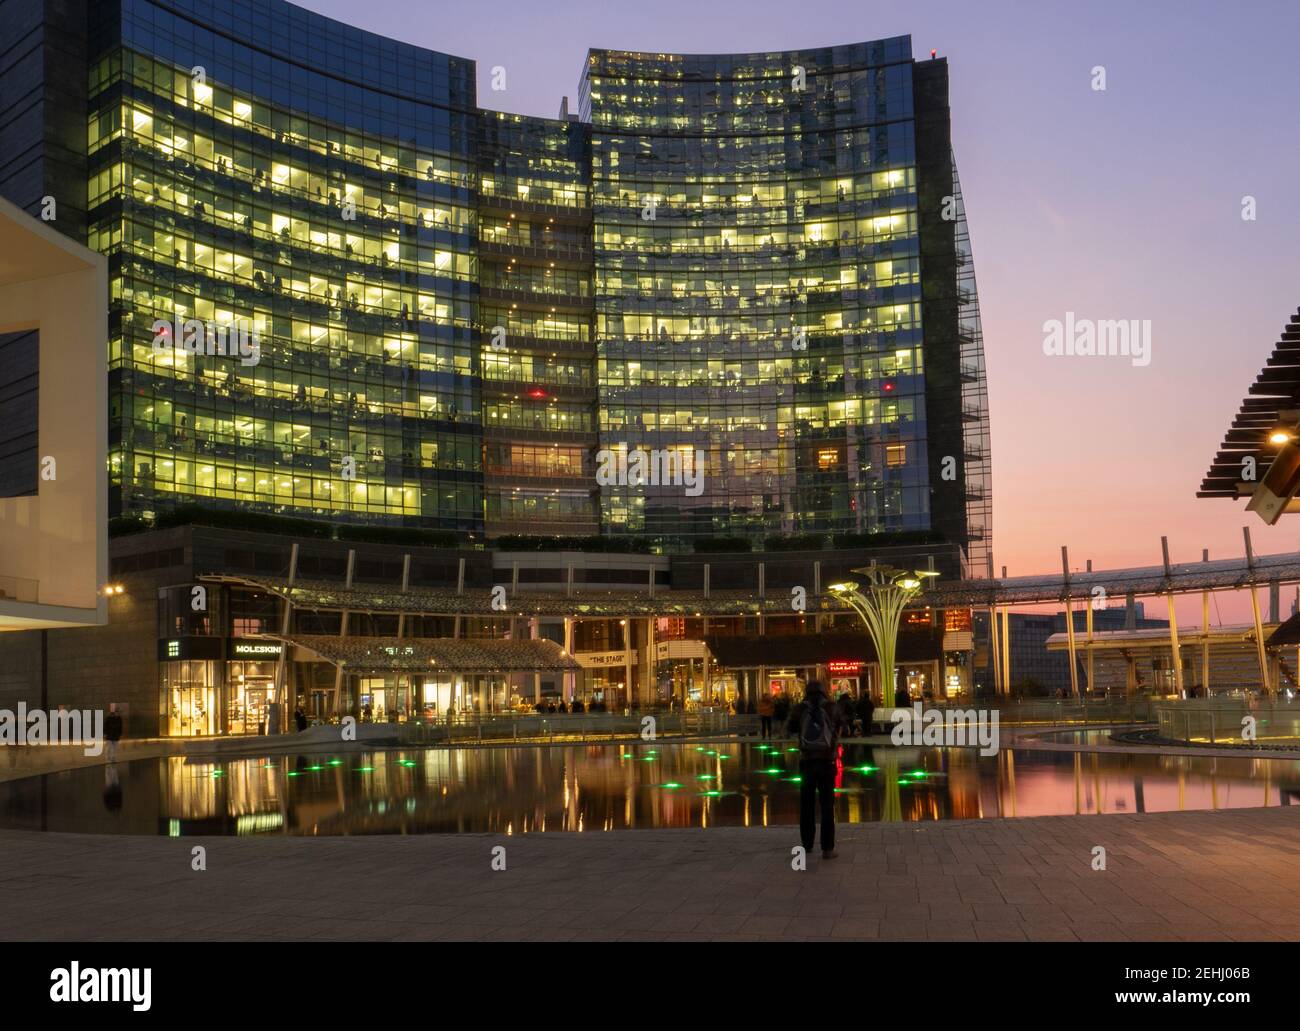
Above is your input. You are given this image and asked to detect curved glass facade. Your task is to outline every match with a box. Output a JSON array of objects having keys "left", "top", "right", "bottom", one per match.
[
  {"left": 93, "top": 0, "right": 483, "bottom": 529},
  {"left": 4, "top": 0, "right": 990, "bottom": 560},
  {"left": 583, "top": 42, "right": 933, "bottom": 541},
  {"left": 476, "top": 110, "right": 597, "bottom": 535}
]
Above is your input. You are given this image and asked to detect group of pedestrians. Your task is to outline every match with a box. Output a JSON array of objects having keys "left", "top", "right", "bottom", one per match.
[{"left": 533, "top": 699, "right": 608, "bottom": 714}]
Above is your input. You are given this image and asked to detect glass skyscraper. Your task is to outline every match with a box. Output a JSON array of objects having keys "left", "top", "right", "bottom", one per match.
[{"left": 1, "top": 0, "right": 991, "bottom": 564}]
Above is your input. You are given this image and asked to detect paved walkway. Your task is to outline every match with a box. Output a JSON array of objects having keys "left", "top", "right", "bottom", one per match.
[{"left": 1, "top": 807, "right": 1298, "bottom": 941}]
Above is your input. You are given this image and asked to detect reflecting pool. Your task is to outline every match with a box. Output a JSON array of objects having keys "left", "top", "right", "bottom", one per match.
[{"left": 2, "top": 740, "right": 1298, "bottom": 836}]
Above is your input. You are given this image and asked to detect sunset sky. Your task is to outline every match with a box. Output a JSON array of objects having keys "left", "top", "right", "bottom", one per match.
[{"left": 304, "top": 0, "right": 1300, "bottom": 620}]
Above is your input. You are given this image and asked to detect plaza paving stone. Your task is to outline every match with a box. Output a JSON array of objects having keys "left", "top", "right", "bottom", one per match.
[{"left": 0, "top": 806, "right": 1298, "bottom": 941}]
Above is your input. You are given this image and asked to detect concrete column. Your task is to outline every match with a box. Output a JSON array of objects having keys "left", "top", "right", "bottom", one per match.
[
  {"left": 1202, "top": 590, "right": 1211, "bottom": 697},
  {"left": 1201, "top": 548, "right": 1211, "bottom": 697},
  {"left": 453, "top": 556, "right": 464, "bottom": 640},
  {"left": 1161, "top": 537, "right": 1185, "bottom": 699},
  {"left": 1244, "top": 527, "right": 1272, "bottom": 698},
  {"left": 274, "top": 542, "right": 299, "bottom": 728},
  {"left": 644, "top": 616, "right": 656, "bottom": 706},
  {"left": 814, "top": 560, "right": 823, "bottom": 632},
  {"left": 564, "top": 617, "right": 575, "bottom": 703},
  {"left": 1085, "top": 599, "right": 1094, "bottom": 697},
  {"left": 623, "top": 618, "right": 633, "bottom": 712},
  {"left": 1001, "top": 606, "right": 1011, "bottom": 694},
  {"left": 530, "top": 616, "right": 542, "bottom": 704},
  {"left": 989, "top": 607, "right": 1003, "bottom": 697},
  {"left": 1062, "top": 547, "right": 1079, "bottom": 698},
  {"left": 397, "top": 553, "right": 410, "bottom": 639}
]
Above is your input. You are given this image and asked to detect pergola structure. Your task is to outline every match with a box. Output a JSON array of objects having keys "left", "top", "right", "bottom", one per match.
[
  {"left": 253, "top": 633, "right": 581, "bottom": 715},
  {"left": 1199, "top": 307, "right": 1300, "bottom": 523},
  {"left": 1045, "top": 623, "right": 1287, "bottom": 696},
  {"left": 916, "top": 535, "right": 1300, "bottom": 699},
  {"left": 200, "top": 553, "right": 868, "bottom": 720},
  {"left": 199, "top": 532, "right": 1300, "bottom": 708}
]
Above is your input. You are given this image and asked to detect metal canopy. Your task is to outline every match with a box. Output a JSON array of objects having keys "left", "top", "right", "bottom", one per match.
[
  {"left": 199, "top": 574, "right": 849, "bottom": 617},
  {"left": 917, "top": 549, "right": 1300, "bottom": 607},
  {"left": 1200, "top": 307, "right": 1300, "bottom": 498},
  {"left": 258, "top": 634, "right": 581, "bottom": 674}
]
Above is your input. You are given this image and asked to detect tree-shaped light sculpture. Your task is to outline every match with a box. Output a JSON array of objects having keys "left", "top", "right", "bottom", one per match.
[{"left": 828, "top": 565, "right": 939, "bottom": 704}]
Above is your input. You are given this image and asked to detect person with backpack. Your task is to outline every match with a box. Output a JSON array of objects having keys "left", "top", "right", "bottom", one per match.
[{"left": 786, "top": 680, "right": 847, "bottom": 859}]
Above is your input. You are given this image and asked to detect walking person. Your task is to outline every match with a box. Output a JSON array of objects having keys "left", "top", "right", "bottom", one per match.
[
  {"left": 757, "top": 693, "right": 774, "bottom": 739},
  {"left": 786, "top": 680, "right": 847, "bottom": 859},
  {"left": 856, "top": 691, "right": 875, "bottom": 737},
  {"left": 837, "top": 693, "right": 857, "bottom": 736},
  {"left": 103, "top": 704, "right": 123, "bottom": 763}
]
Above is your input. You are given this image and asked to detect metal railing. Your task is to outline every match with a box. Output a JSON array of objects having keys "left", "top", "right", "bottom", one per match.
[
  {"left": 396, "top": 711, "right": 761, "bottom": 745},
  {"left": 1154, "top": 699, "right": 1300, "bottom": 745},
  {"left": 0, "top": 575, "right": 39, "bottom": 603},
  {"left": 922, "top": 697, "right": 1156, "bottom": 727}
]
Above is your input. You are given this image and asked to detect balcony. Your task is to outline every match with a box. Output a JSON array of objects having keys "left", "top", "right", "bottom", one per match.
[{"left": 0, "top": 575, "right": 39, "bottom": 604}]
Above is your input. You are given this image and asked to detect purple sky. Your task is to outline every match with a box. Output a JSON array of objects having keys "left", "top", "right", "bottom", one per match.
[{"left": 302, "top": 0, "right": 1300, "bottom": 620}]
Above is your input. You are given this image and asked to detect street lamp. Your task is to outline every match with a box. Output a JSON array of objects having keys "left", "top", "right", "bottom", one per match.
[{"left": 828, "top": 564, "right": 939, "bottom": 705}]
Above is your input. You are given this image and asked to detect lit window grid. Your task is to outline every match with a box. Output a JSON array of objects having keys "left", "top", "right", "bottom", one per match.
[{"left": 93, "top": 50, "right": 483, "bottom": 527}]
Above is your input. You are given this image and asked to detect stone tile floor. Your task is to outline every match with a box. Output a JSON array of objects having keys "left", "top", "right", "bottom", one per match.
[{"left": 1, "top": 807, "right": 1297, "bottom": 941}]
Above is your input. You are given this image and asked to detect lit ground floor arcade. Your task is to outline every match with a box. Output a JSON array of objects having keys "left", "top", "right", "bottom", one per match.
[{"left": 154, "top": 573, "right": 980, "bottom": 733}]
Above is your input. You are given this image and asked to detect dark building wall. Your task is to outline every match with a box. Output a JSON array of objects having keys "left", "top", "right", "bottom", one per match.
[
  {"left": 0, "top": 568, "right": 172, "bottom": 737},
  {"left": 912, "top": 58, "right": 966, "bottom": 557},
  {"left": 0, "top": 0, "right": 88, "bottom": 237},
  {"left": 0, "top": 629, "right": 43, "bottom": 715},
  {"left": 0, "top": 329, "right": 39, "bottom": 497}
]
